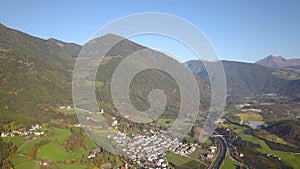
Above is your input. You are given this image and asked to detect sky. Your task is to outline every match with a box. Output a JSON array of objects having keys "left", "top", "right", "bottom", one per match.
[{"left": 0, "top": 0, "right": 299, "bottom": 62}]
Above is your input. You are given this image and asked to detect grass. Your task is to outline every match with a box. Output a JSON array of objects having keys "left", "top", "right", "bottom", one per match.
[
  {"left": 8, "top": 127, "right": 99, "bottom": 168},
  {"left": 4, "top": 136, "right": 25, "bottom": 149},
  {"left": 166, "top": 152, "right": 206, "bottom": 169},
  {"left": 60, "top": 164, "right": 95, "bottom": 169},
  {"left": 85, "top": 134, "right": 97, "bottom": 149},
  {"left": 157, "top": 118, "right": 173, "bottom": 128},
  {"left": 197, "top": 116, "right": 205, "bottom": 122},
  {"left": 10, "top": 155, "right": 30, "bottom": 167},
  {"left": 37, "top": 142, "right": 87, "bottom": 161},
  {"left": 221, "top": 156, "right": 240, "bottom": 169},
  {"left": 232, "top": 124, "right": 300, "bottom": 168},
  {"left": 85, "top": 80, "right": 104, "bottom": 88},
  {"left": 128, "top": 128, "right": 141, "bottom": 135},
  {"left": 235, "top": 112, "right": 263, "bottom": 121},
  {"left": 19, "top": 127, "right": 71, "bottom": 155},
  {"left": 13, "top": 159, "right": 39, "bottom": 169},
  {"left": 166, "top": 152, "right": 194, "bottom": 165},
  {"left": 254, "top": 130, "right": 288, "bottom": 145},
  {"left": 188, "top": 148, "right": 206, "bottom": 160},
  {"left": 59, "top": 109, "right": 76, "bottom": 115}
]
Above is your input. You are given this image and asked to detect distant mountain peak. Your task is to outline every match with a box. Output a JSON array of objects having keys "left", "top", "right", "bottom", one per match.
[
  {"left": 264, "top": 55, "right": 286, "bottom": 61},
  {"left": 255, "top": 55, "right": 300, "bottom": 69},
  {"left": 0, "top": 23, "right": 7, "bottom": 28}
]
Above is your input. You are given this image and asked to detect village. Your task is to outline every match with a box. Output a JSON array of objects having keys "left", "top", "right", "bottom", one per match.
[
  {"left": 1, "top": 124, "right": 44, "bottom": 141},
  {"left": 108, "top": 131, "right": 199, "bottom": 168}
]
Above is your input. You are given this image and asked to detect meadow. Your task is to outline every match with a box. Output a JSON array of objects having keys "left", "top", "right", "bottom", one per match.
[
  {"left": 221, "top": 156, "right": 241, "bottom": 169},
  {"left": 166, "top": 152, "right": 206, "bottom": 169},
  {"left": 6, "top": 127, "right": 98, "bottom": 168},
  {"left": 231, "top": 124, "right": 300, "bottom": 168}
]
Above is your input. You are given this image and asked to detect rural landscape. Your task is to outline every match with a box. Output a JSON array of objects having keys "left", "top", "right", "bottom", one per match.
[
  {"left": 1, "top": 23, "right": 300, "bottom": 169},
  {"left": 1, "top": 1, "right": 300, "bottom": 169}
]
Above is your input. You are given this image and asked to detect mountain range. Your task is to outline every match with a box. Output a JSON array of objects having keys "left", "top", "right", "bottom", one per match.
[
  {"left": 185, "top": 58, "right": 300, "bottom": 98},
  {"left": 1, "top": 23, "right": 300, "bottom": 117},
  {"left": 256, "top": 55, "right": 300, "bottom": 69}
]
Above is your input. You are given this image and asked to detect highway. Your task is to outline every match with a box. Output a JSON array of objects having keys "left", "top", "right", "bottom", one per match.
[{"left": 207, "top": 136, "right": 227, "bottom": 169}]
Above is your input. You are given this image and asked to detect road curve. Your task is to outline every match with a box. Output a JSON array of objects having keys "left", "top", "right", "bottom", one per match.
[{"left": 207, "top": 136, "right": 227, "bottom": 169}]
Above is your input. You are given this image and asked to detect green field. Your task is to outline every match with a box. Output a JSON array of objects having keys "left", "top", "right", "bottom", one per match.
[
  {"left": 59, "top": 164, "right": 95, "bottom": 169},
  {"left": 19, "top": 127, "right": 71, "bottom": 155},
  {"left": 197, "top": 116, "right": 205, "bottom": 122},
  {"left": 128, "top": 128, "right": 141, "bottom": 135},
  {"left": 232, "top": 124, "right": 300, "bottom": 168},
  {"left": 85, "top": 80, "right": 104, "bottom": 88},
  {"left": 4, "top": 136, "right": 25, "bottom": 149},
  {"left": 157, "top": 118, "right": 173, "bottom": 128},
  {"left": 37, "top": 142, "right": 87, "bottom": 161},
  {"left": 85, "top": 134, "right": 98, "bottom": 149},
  {"left": 11, "top": 157, "right": 39, "bottom": 169},
  {"left": 166, "top": 152, "right": 206, "bottom": 169},
  {"left": 221, "top": 156, "right": 241, "bottom": 169},
  {"left": 10, "top": 155, "right": 31, "bottom": 168},
  {"left": 59, "top": 109, "right": 76, "bottom": 115},
  {"left": 235, "top": 112, "right": 263, "bottom": 121}
]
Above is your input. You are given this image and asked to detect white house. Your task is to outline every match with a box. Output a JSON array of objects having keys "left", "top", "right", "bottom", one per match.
[
  {"left": 111, "top": 120, "right": 118, "bottom": 127},
  {"left": 34, "top": 131, "right": 44, "bottom": 136},
  {"left": 1, "top": 133, "right": 8, "bottom": 137}
]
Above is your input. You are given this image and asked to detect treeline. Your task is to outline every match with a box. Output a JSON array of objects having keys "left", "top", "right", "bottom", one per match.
[
  {"left": 64, "top": 127, "right": 86, "bottom": 152},
  {"left": 0, "top": 138, "right": 16, "bottom": 169}
]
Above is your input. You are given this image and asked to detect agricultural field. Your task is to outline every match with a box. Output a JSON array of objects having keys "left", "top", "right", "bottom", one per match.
[
  {"left": 221, "top": 156, "right": 241, "bottom": 169},
  {"left": 59, "top": 109, "right": 76, "bottom": 115},
  {"left": 37, "top": 142, "right": 87, "bottom": 161},
  {"left": 157, "top": 118, "right": 174, "bottom": 128},
  {"left": 166, "top": 152, "right": 207, "bottom": 169},
  {"left": 230, "top": 124, "right": 300, "bottom": 168},
  {"left": 85, "top": 80, "right": 104, "bottom": 88},
  {"left": 235, "top": 112, "right": 263, "bottom": 122},
  {"left": 4, "top": 127, "right": 98, "bottom": 168}
]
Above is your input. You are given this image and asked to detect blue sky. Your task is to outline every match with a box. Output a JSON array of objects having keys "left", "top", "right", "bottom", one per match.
[{"left": 0, "top": 0, "right": 299, "bottom": 62}]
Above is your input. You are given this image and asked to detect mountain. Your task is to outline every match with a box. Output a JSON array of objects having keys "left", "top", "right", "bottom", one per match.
[
  {"left": 46, "top": 38, "right": 81, "bottom": 58},
  {"left": 86, "top": 34, "right": 210, "bottom": 118},
  {"left": 185, "top": 60, "right": 300, "bottom": 97},
  {"left": 0, "top": 24, "right": 77, "bottom": 119},
  {"left": 266, "top": 119, "right": 300, "bottom": 146},
  {"left": 256, "top": 55, "right": 300, "bottom": 69},
  {"left": 0, "top": 24, "right": 209, "bottom": 121}
]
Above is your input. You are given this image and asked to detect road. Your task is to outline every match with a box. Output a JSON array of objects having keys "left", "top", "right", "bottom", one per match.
[{"left": 207, "top": 136, "right": 227, "bottom": 169}]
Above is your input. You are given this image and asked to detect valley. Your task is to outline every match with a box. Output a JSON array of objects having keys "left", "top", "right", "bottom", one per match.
[{"left": 0, "top": 23, "right": 300, "bottom": 169}]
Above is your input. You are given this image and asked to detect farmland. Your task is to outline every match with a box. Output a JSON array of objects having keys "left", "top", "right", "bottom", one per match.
[
  {"left": 166, "top": 152, "right": 207, "bottom": 169},
  {"left": 235, "top": 112, "right": 263, "bottom": 122},
  {"left": 221, "top": 156, "right": 241, "bottom": 169},
  {"left": 229, "top": 124, "right": 300, "bottom": 168},
  {"left": 4, "top": 126, "right": 101, "bottom": 168}
]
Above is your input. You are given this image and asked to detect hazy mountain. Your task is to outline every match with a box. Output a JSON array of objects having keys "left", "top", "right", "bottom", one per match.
[
  {"left": 185, "top": 60, "right": 300, "bottom": 97},
  {"left": 256, "top": 55, "right": 300, "bottom": 69}
]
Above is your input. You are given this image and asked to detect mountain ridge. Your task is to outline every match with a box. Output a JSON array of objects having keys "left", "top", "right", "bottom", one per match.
[
  {"left": 185, "top": 59, "right": 300, "bottom": 98},
  {"left": 256, "top": 55, "right": 300, "bottom": 69}
]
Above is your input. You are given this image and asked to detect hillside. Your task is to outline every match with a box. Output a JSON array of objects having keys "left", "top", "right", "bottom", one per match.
[
  {"left": 185, "top": 60, "right": 300, "bottom": 97},
  {"left": 0, "top": 24, "right": 209, "bottom": 121},
  {"left": 88, "top": 34, "right": 210, "bottom": 118},
  {"left": 256, "top": 55, "right": 300, "bottom": 69},
  {"left": 266, "top": 119, "right": 300, "bottom": 146},
  {"left": 0, "top": 24, "right": 76, "bottom": 119}
]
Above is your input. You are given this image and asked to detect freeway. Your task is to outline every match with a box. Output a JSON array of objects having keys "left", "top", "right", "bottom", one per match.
[{"left": 207, "top": 136, "right": 227, "bottom": 169}]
